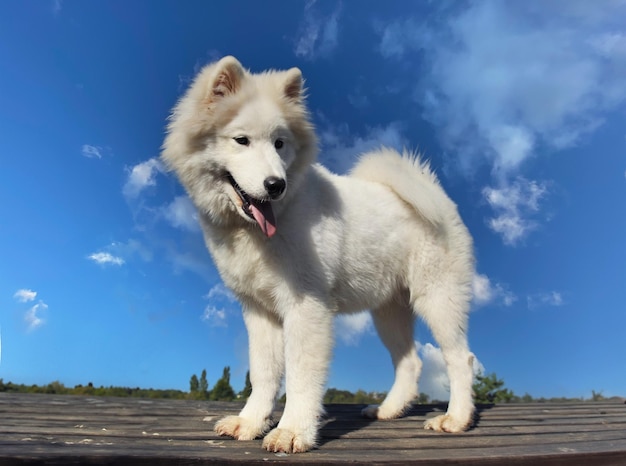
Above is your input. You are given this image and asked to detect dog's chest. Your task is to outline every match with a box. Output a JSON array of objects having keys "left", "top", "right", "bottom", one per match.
[{"left": 208, "top": 232, "right": 282, "bottom": 303}]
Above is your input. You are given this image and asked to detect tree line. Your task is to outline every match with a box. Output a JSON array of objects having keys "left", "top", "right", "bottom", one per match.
[
  {"left": 0, "top": 379, "right": 188, "bottom": 399},
  {"left": 0, "top": 370, "right": 614, "bottom": 404}
]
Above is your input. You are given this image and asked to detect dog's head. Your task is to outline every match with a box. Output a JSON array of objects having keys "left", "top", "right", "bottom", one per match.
[{"left": 162, "top": 56, "right": 317, "bottom": 237}]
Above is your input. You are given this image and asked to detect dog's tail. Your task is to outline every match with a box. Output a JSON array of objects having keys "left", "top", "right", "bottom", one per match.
[{"left": 350, "top": 148, "right": 455, "bottom": 229}]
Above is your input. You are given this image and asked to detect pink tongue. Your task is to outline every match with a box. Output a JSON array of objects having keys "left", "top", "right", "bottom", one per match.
[{"left": 249, "top": 200, "right": 277, "bottom": 238}]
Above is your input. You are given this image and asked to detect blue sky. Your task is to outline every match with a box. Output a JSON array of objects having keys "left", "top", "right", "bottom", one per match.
[{"left": 1, "top": 0, "right": 625, "bottom": 400}]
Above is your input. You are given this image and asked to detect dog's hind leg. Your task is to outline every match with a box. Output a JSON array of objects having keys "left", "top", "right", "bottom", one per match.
[
  {"left": 215, "top": 306, "right": 284, "bottom": 440},
  {"left": 362, "top": 301, "right": 421, "bottom": 420},
  {"left": 417, "top": 288, "right": 475, "bottom": 433}
]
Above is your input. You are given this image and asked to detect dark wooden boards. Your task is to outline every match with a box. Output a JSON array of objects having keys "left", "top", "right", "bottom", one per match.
[{"left": 1, "top": 393, "right": 625, "bottom": 465}]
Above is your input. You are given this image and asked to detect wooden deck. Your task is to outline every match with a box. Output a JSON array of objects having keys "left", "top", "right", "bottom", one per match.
[{"left": 1, "top": 393, "right": 625, "bottom": 465}]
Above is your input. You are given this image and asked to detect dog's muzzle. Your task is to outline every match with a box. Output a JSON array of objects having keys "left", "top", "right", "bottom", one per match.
[{"left": 227, "top": 173, "right": 284, "bottom": 238}]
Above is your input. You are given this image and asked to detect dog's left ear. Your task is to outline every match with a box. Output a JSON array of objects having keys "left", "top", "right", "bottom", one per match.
[{"left": 284, "top": 68, "right": 304, "bottom": 101}]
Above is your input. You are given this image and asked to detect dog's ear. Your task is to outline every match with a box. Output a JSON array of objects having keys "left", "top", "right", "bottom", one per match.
[
  {"left": 210, "top": 56, "right": 244, "bottom": 100},
  {"left": 284, "top": 67, "right": 304, "bottom": 101}
]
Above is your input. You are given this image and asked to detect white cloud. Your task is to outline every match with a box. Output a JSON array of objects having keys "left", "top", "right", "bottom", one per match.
[
  {"left": 52, "top": 0, "right": 62, "bottom": 15},
  {"left": 335, "top": 312, "right": 374, "bottom": 346},
  {"left": 471, "top": 273, "right": 493, "bottom": 306},
  {"left": 591, "top": 31, "right": 626, "bottom": 59},
  {"left": 472, "top": 273, "right": 517, "bottom": 308},
  {"left": 347, "top": 92, "right": 369, "bottom": 110},
  {"left": 417, "top": 342, "right": 450, "bottom": 401},
  {"left": 14, "top": 289, "right": 48, "bottom": 331},
  {"left": 294, "top": 2, "right": 340, "bottom": 59},
  {"left": 347, "top": 79, "right": 371, "bottom": 110},
  {"left": 14, "top": 289, "right": 37, "bottom": 303},
  {"left": 122, "top": 158, "right": 164, "bottom": 199},
  {"left": 108, "top": 239, "right": 153, "bottom": 263},
  {"left": 418, "top": 2, "right": 626, "bottom": 172},
  {"left": 417, "top": 342, "right": 484, "bottom": 401},
  {"left": 162, "top": 196, "right": 200, "bottom": 232},
  {"left": 205, "top": 283, "right": 236, "bottom": 303},
  {"left": 527, "top": 291, "right": 565, "bottom": 309},
  {"left": 87, "top": 240, "right": 151, "bottom": 267},
  {"left": 474, "top": 273, "right": 564, "bottom": 311},
  {"left": 320, "top": 122, "right": 406, "bottom": 174},
  {"left": 486, "top": 125, "right": 535, "bottom": 176},
  {"left": 202, "top": 305, "right": 227, "bottom": 327},
  {"left": 87, "top": 252, "right": 125, "bottom": 266},
  {"left": 379, "top": 2, "right": 626, "bottom": 245},
  {"left": 167, "top": 246, "right": 213, "bottom": 281},
  {"left": 483, "top": 178, "right": 547, "bottom": 245},
  {"left": 25, "top": 301, "right": 48, "bottom": 332},
  {"left": 81, "top": 144, "right": 103, "bottom": 159},
  {"left": 378, "top": 18, "right": 426, "bottom": 59},
  {"left": 200, "top": 283, "right": 238, "bottom": 327}
]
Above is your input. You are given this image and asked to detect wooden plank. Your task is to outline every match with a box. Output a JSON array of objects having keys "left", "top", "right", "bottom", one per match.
[{"left": 0, "top": 393, "right": 625, "bottom": 465}]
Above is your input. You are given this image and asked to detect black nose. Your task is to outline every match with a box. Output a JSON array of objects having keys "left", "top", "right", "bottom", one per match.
[{"left": 264, "top": 176, "right": 286, "bottom": 199}]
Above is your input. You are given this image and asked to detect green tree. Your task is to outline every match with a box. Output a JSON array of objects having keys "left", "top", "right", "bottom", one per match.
[
  {"left": 239, "top": 371, "right": 252, "bottom": 400},
  {"left": 591, "top": 390, "right": 606, "bottom": 401},
  {"left": 199, "top": 369, "right": 209, "bottom": 399},
  {"left": 210, "top": 366, "right": 236, "bottom": 401},
  {"left": 324, "top": 388, "right": 353, "bottom": 403},
  {"left": 189, "top": 374, "right": 199, "bottom": 394},
  {"left": 45, "top": 381, "right": 67, "bottom": 395},
  {"left": 473, "top": 373, "right": 514, "bottom": 404}
]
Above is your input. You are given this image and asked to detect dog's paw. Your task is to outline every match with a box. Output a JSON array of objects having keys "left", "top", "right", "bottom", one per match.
[
  {"left": 214, "top": 415, "right": 271, "bottom": 441},
  {"left": 262, "top": 427, "right": 315, "bottom": 453},
  {"left": 361, "top": 404, "right": 380, "bottom": 419},
  {"left": 361, "top": 404, "right": 404, "bottom": 420},
  {"left": 424, "top": 413, "right": 471, "bottom": 433}
]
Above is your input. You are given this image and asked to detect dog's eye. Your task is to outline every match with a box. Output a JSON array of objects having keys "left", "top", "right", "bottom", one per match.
[
  {"left": 274, "top": 139, "right": 284, "bottom": 150},
  {"left": 234, "top": 136, "right": 250, "bottom": 146}
]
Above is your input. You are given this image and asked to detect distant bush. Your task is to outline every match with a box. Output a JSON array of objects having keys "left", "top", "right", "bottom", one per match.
[{"left": 0, "top": 378, "right": 187, "bottom": 399}]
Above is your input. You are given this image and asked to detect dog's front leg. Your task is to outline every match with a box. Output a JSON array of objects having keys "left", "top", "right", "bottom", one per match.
[
  {"left": 262, "top": 299, "right": 333, "bottom": 453},
  {"left": 215, "top": 306, "right": 284, "bottom": 440}
]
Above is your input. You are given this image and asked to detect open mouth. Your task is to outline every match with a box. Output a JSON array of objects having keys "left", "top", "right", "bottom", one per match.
[{"left": 226, "top": 173, "right": 277, "bottom": 238}]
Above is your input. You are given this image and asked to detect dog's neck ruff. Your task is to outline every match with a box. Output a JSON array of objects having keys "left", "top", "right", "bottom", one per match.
[{"left": 227, "top": 173, "right": 277, "bottom": 238}]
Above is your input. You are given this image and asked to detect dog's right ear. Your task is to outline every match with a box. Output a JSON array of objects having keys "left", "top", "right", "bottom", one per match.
[
  {"left": 283, "top": 67, "right": 303, "bottom": 102},
  {"left": 209, "top": 56, "right": 244, "bottom": 101}
]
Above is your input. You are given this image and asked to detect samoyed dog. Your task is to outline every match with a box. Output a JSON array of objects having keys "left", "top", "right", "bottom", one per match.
[{"left": 162, "top": 56, "right": 476, "bottom": 453}]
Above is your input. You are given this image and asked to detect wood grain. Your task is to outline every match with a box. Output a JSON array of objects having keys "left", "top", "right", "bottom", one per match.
[{"left": 1, "top": 393, "right": 624, "bottom": 465}]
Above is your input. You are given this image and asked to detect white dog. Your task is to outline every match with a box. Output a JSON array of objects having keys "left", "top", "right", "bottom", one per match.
[{"left": 162, "top": 56, "right": 476, "bottom": 453}]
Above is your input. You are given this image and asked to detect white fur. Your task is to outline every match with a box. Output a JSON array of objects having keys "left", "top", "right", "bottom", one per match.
[{"left": 162, "top": 56, "right": 476, "bottom": 453}]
